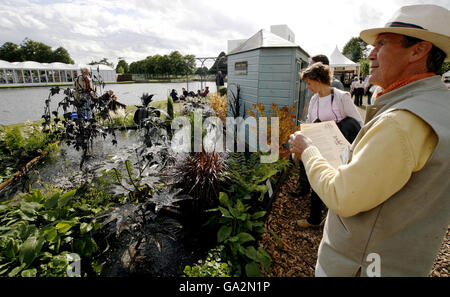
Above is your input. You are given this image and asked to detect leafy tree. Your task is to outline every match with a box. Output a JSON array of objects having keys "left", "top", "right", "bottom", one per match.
[
  {"left": 127, "top": 52, "right": 196, "bottom": 78},
  {"left": 116, "top": 59, "right": 129, "bottom": 73},
  {"left": 438, "top": 61, "right": 449, "bottom": 75},
  {"left": 209, "top": 52, "right": 227, "bottom": 75},
  {"left": 0, "top": 42, "right": 23, "bottom": 62},
  {"left": 52, "top": 47, "right": 74, "bottom": 64},
  {"left": 151, "top": 54, "right": 163, "bottom": 77},
  {"left": 143, "top": 56, "right": 154, "bottom": 75},
  {"left": 0, "top": 39, "right": 75, "bottom": 64},
  {"left": 183, "top": 54, "right": 196, "bottom": 75},
  {"left": 342, "top": 37, "right": 369, "bottom": 63},
  {"left": 129, "top": 60, "right": 145, "bottom": 74},
  {"left": 169, "top": 51, "right": 185, "bottom": 76},
  {"left": 195, "top": 66, "right": 208, "bottom": 75},
  {"left": 160, "top": 55, "right": 171, "bottom": 77},
  {"left": 20, "top": 38, "right": 54, "bottom": 63},
  {"left": 359, "top": 58, "right": 370, "bottom": 77}
]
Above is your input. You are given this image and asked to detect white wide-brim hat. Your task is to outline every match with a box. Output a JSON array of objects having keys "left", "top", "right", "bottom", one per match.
[{"left": 360, "top": 4, "right": 450, "bottom": 61}]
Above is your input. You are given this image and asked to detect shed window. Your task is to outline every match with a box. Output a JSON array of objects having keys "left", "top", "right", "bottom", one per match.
[{"left": 235, "top": 61, "right": 248, "bottom": 75}]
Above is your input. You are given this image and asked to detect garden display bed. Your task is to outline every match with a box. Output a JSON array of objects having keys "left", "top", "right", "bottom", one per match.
[{"left": 1, "top": 86, "right": 448, "bottom": 278}]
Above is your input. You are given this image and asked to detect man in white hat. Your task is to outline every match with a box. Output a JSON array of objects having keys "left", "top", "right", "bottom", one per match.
[{"left": 289, "top": 4, "right": 449, "bottom": 276}]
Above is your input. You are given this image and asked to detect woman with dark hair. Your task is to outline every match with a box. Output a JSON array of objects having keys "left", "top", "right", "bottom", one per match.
[
  {"left": 170, "top": 89, "right": 179, "bottom": 102},
  {"left": 296, "top": 62, "right": 363, "bottom": 228}
]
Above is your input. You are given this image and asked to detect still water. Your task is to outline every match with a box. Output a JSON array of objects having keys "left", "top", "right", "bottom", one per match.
[{"left": 0, "top": 81, "right": 219, "bottom": 125}]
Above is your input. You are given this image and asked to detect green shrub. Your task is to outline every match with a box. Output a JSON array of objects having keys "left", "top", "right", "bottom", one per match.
[
  {"left": 2, "top": 126, "right": 24, "bottom": 157},
  {"left": 167, "top": 97, "right": 174, "bottom": 120},
  {"left": 219, "top": 87, "right": 227, "bottom": 97},
  {"left": 0, "top": 123, "right": 58, "bottom": 183},
  {"left": 0, "top": 180, "right": 118, "bottom": 277},
  {"left": 208, "top": 192, "right": 271, "bottom": 277},
  {"left": 184, "top": 246, "right": 232, "bottom": 277},
  {"left": 1, "top": 122, "right": 57, "bottom": 160},
  {"left": 202, "top": 153, "right": 292, "bottom": 276}
]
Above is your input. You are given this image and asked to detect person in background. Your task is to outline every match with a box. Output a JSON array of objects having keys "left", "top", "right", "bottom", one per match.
[
  {"left": 98, "top": 90, "right": 114, "bottom": 102},
  {"left": 73, "top": 68, "right": 97, "bottom": 120},
  {"left": 289, "top": 4, "right": 449, "bottom": 276},
  {"left": 200, "top": 86, "right": 210, "bottom": 97},
  {"left": 294, "top": 54, "right": 347, "bottom": 198},
  {"left": 310, "top": 55, "right": 345, "bottom": 90},
  {"left": 170, "top": 89, "right": 179, "bottom": 102},
  {"left": 187, "top": 90, "right": 197, "bottom": 97},
  {"left": 350, "top": 77, "right": 365, "bottom": 106},
  {"left": 107, "top": 94, "right": 126, "bottom": 112},
  {"left": 180, "top": 87, "right": 189, "bottom": 100},
  {"left": 363, "top": 75, "right": 374, "bottom": 105},
  {"left": 216, "top": 70, "right": 225, "bottom": 92},
  {"left": 97, "top": 90, "right": 126, "bottom": 115},
  {"left": 296, "top": 62, "right": 363, "bottom": 228}
]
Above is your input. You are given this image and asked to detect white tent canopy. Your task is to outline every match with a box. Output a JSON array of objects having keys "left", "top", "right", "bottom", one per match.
[
  {"left": 329, "top": 46, "right": 361, "bottom": 80},
  {"left": 330, "top": 46, "right": 360, "bottom": 67},
  {"left": 0, "top": 60, "right": 116, "bottom": 85}
]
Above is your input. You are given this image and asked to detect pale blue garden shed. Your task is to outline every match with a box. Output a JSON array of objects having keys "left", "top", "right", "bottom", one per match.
[{"left": 226, "top": 26, "right": 310, "bottom": 123}]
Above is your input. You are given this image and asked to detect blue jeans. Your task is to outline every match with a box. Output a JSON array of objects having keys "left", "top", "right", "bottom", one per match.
[{"left": 79, "top": 93, "right": 93, "bottom": 120}]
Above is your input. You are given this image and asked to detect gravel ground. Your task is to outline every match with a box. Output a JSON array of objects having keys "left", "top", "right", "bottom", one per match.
[{"left": 259, "top": 172, "right": 449, "bottom": 277}]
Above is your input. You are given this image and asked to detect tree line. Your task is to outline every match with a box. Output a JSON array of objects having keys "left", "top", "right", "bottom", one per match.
[
  {"left": 127, "top": 51, "right": 196, "bottom": 78},
  {"left": 118, "top": 51, "right": 228, "bottom": 78},
  {"left": 0, "top": 38, "right": 74, "bottom": 64}
]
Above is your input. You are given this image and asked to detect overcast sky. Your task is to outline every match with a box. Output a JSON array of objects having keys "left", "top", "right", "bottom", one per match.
[{"left": 0, "top": 0, "right": 449, "bottom": 67}]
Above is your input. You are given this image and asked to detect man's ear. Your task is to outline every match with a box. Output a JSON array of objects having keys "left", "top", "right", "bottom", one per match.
[{"left": 409, "top": 41, "right": 433, "bottom": 63}]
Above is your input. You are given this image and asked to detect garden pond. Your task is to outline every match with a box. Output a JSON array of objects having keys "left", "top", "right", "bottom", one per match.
[{"left": 0, "top": 81, "right": 220, "bottom": 125}]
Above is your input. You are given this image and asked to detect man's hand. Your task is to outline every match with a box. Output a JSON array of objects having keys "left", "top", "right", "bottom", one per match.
[{"left": 288, "top": 131, "right": 314, "bottom": 160}]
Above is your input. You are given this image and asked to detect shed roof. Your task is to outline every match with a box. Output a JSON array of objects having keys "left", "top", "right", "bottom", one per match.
[
  {"left": 330, "top": 46, "right": 360, "bottom": 67},
  {"left": 228, "top": 29, "right": 302, "bottom": 55}
]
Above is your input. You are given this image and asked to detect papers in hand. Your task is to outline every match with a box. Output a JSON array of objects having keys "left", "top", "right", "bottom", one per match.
[{"left": 300, "top": 121, "right": 351, "bottom": 169}]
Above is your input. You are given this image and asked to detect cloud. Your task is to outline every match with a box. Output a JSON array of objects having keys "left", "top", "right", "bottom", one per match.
[{"left": 0, "top": 0, "right": 448, "bottom": 66}]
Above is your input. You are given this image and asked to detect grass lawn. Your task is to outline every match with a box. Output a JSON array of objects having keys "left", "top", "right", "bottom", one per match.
[{"left": 149, "top": 99, "right": 184, "bottom": 116}]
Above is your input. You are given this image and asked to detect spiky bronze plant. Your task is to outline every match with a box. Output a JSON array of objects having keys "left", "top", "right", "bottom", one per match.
[{"left": 173, "top": 151, "right": 228, "bottom": 215}]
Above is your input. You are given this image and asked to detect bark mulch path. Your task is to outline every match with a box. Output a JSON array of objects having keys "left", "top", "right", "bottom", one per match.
[{"left": 259, "top": 171, "right": 449, "bottom": 277}]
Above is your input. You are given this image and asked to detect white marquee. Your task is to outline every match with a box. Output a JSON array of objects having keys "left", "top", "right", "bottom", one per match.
[{"left": 0, "top": 60, "right": 117, "bottom": 86}]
